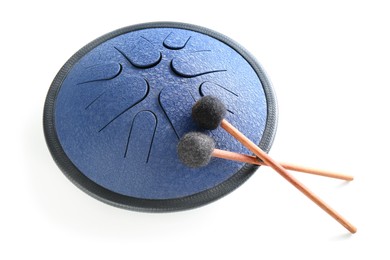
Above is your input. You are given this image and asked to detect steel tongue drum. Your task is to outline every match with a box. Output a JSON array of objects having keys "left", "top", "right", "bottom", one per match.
[
  {"left": 44, "top": 22, "right": 278, "bottom": 211},
  {"left": 44, "top": 22, "right": 356, "bottom": 234},
  {"left": 44, "top": 22, "right": 356, "bottom": 233}
]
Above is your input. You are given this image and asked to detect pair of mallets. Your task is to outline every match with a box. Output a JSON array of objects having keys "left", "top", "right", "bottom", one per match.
[{"left": 177, "top": 96, "right": 356, "bottom": 233}]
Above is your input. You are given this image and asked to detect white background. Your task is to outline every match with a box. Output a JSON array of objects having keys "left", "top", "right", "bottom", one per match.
[{"left": 1, "top": 0, "right": 389, "bottom": 259}]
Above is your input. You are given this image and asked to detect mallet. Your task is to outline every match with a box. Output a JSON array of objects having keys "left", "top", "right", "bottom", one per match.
[
  {"left": 177, "top": 132, "right": 353, "bottom": 181},
  {"left": 191, "top": 96, "right": 357, "bottom": 233}
]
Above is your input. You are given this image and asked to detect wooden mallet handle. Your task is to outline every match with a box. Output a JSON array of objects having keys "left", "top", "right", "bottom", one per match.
[
  {"left": 211, "top": 149, "right": 353, "bottom": 181},
  {"left": 220, "top": 119, "right": 357, "bottom": 233}
]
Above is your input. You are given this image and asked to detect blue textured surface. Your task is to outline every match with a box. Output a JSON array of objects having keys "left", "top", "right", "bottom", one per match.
[{"left": 55, "top": 27, "right": 268, "bottom": 199}]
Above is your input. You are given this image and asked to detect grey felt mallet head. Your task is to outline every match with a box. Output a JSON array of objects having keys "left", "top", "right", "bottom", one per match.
[
  {"left": 192, "top": 96, "right": 227, "bottom": 130},
  {"left": 177, "top": 132, "right": 215, "bottom": 168}
]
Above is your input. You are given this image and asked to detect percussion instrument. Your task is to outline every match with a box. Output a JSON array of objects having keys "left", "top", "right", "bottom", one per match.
[
  {"left": 43, "top": 22, "right": 277, "bottom": 211},
  {"left": 43, "top": 22, "right": 355, "bottom": 232}
]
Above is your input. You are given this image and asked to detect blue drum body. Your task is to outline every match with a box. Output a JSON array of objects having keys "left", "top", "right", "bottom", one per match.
[{"left": 44, "top": 22, "right": 277, "bottom": 211}]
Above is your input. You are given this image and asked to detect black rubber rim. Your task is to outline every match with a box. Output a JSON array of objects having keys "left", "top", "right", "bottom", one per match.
[{"left": 43, "top": 21, "right": 278, "bottom": 212}]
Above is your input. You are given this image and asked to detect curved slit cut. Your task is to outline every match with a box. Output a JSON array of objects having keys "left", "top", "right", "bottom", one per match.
[
  {"left": 163, "top": 32, "right": 192, "bottom": 50},
  {"left": 85, "top": 91, "right": 106, "bottom": 110},
  {"left": 123, "top": 110, "right": 158, "bottom": 162},
  {"left": 77, "top": 64, "right": 123, "bottom": 85},
  {"left": 158, "top": 92, "right": 180, "bottom": 139},
  {"left": 146, "top": 112, "right": 158, "bottom": 163},
  {"left": 98, "top": 79, "right": 150, "bottom": 132},
  {"left": 130, "top": 52, "right": 162, "bottom": 69},
  {"left": 114, "top": 47, "right": 132, "bottom": 64},
  {"left": 170, "top": 60, "right": 227, "bottom": 78},
  {"left": 199, "top": 81, "right": 239, "bottom": 97},
  {"left": 124, "top": 118, "right": 136, "bottom": 158}
]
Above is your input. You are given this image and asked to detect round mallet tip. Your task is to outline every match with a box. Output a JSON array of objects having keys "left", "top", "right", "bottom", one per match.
[
  {"left": 177, "top": 132, "right": 215, "bottom": 168},
  {"left": 192, "top": 96, "right": 227, "bottom": 130}
]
